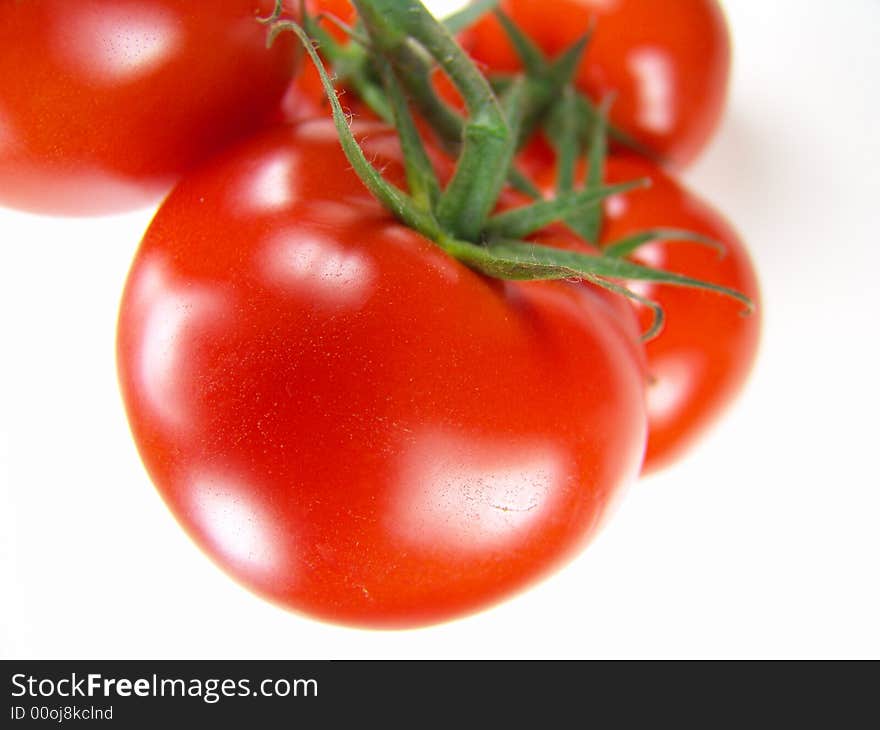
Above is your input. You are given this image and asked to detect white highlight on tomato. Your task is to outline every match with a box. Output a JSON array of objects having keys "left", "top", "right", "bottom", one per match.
[
  {"left": 54, "top": 6, "right": 182, "bottom": 85},
  {"left": 583, "top": 0, "right": 621, "bottom": 11},
  {"left": 239, "top": 155, "right": 298, "bottom": 213},
  {"left": 131, "top": 255, "right": 227, "bottom": 431},
  {"left": 187, "top": 474, "right": 282, "bottom": 579},
  {"left": 646, "top": 355, "right": 702, "bottom": 426},
  {"left": 629, "top": 47, "right": 676, "bottom": 134},
  {"left": 605, "top": 193, "right": 629, "bottom": 219},
  {"left": 260, "top": 229, "right": 375, "bottom": 308},
  {"left": 391, "top": 431, "right": 567, "bottom": 551},
  {"left": 625, "top": 240, "right": 665, "bottom": 300}
]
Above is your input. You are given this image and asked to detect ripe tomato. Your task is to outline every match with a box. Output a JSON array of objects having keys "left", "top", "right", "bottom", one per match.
[
  {"left": 0, "top": 0, "right": 297, "bottom": 216},
  {"left": 116, "top": 119, "right": 647, "bottom": 628},
  {"left": 529, "top": 152, "right": 762, "bottom": 473},
  {"left": 461, "top": 0, "right": 731, "bottom": 168}
]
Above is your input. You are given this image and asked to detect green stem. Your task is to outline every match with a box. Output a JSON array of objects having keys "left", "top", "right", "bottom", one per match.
[
  {"left": 302, "top": 12, "right": 393, "bottom": 122},
  {"left": 353, "top": 0, "right": 513, "bottom": 241},
  {"left": 270, "top": 21, "right": 440, "bottom": 239},
  {"left": 385, "top": 40, "right": 466, "bottom": 147},
  {"left": 551, "top": 89, "right": 579, "bottom": 194},
  {"left": 604, "top": 229, "right": 725, "bottom": 259},
  {"left": 484, "top": 180, "right": 647, "bottom": 240},
  {"left": 493, "top": 9, "right": 546, "bottom": 75},
  {"left": 571, "top": 94, "right": 612, "bottom": 243},
  {"left": 263, "top": 3, "right": 755, "bottom": 344},
  {"left": 380, "top": 58, "right": 442, "bottom": 210}
]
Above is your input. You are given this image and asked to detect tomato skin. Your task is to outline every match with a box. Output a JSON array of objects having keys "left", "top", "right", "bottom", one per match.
[
  {"left": 529, "top": 152, "right": 761, "bottom": 473},
  {"left": 0, "top": 0, "right": 296, "bottom": 216},
  {"left": 461, "top": 0, "right": 731, "bottom": 168},
  {"left": 116, "top": 119, "right": 647, "bottom": 628}
]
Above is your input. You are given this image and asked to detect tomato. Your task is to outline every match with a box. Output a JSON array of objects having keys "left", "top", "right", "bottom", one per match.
[
  {"left": 461, "top": 0, "right": 731, "bottom": 168},
  {"left": 116, "top": 118, "right": 648, "bottom": 628},
  {"left": 529, "top": 152, "right": 761, "bottom": 473},
  {"left": 0, "top": 0, "right": 297, "bottom": 216}
]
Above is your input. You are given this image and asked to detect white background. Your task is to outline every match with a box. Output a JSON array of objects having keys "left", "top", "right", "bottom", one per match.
[{"left": 1, "top": 0, "right": 878, "bottom": 659}]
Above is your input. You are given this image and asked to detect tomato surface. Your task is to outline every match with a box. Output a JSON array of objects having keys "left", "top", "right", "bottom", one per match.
[
  {"left": 0, "top": 0, "right": 296, "bottom": 216},
  {"left": 116, "top": 119, "right": 648, "bottom": 628},
  {"left": 461, "top": 0, "right": 731, "bottom": 168},
  {"left": 530, "top": 152, "right": 761, "bottom": 473}
]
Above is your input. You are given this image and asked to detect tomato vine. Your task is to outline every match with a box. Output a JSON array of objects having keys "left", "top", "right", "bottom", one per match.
[{"left": 263, "top": 0, "right": 752, "bottom": 340}]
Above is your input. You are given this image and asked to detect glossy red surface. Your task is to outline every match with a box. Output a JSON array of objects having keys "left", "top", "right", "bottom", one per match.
[
  {"left": 0, "top": 0, "right": 296, "bottom": 216},
  {"left": 116, "top": 119, "right": 648, "bottom": 628},
  {"left": 462, "top": 0, "right": 731, "bottom": 168}
]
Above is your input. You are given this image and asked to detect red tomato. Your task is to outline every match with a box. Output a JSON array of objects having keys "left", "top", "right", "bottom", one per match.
[
  {"left": 116, "top": 119, "right": 647, "bottom": 628},
  {"left": 0, "top": 0, "right": 297, "bottom": 216},
  {"left": 529, "top": 152, "right": 762, "bottom": 473},
  {"left": 461, "top": 0, "right": 731, "bottom": 168}
]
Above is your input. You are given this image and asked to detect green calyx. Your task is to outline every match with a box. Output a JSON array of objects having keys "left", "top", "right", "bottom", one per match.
[{"left": 263, "top": 0, "right": 752, "bottom": 340}]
